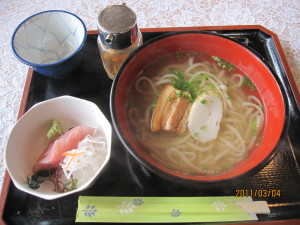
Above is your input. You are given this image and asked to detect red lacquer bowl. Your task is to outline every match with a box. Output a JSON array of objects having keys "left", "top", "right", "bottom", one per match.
[{"left": 110, "top": 31, "right": 289, "bottom": 186}]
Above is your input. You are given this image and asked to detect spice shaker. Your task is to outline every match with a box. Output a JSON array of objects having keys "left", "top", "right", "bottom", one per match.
[{"left": 97, "top": 4, "right": 143, "bottom": 79}]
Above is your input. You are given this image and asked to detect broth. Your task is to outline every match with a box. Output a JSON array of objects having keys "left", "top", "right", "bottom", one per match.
[{"left": 126, "top": 52, "right": 264, "bottom": 176}]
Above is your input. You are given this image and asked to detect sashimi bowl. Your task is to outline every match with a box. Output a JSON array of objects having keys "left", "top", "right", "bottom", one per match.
[
  {"left": 110, "top": 31, "right": 289, "bottom": 186},
  {"left": 5, "top": 96, "right": 111, "bottom": 200}
]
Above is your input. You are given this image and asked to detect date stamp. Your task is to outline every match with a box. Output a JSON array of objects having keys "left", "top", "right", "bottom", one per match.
[{"left": 236, "top": 189, "right": 281, "bottom": 198}]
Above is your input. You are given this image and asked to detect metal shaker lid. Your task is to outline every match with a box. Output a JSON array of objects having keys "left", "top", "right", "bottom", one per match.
[{"left": 97, "top": 4, "right": 138, "bottom": 49}]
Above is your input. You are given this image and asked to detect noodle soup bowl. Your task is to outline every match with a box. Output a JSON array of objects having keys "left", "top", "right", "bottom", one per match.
[
  {"left": 5, "top": 96, "right": 112, "bottom": 200},
  {"left": 110, "top": 31, "right": 289, "bottom": 186}
]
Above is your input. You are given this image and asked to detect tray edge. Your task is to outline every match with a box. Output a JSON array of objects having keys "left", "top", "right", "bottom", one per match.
[
  {"left": 1, "top": 25, "right": 299, "bottom": 225},
  {"left": 0, "top": 68, "right": 33, "bottom": 225}
]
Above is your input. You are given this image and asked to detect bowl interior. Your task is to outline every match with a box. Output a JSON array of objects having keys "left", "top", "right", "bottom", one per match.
[
  {"left": 12, "top": 11, "right": 86, "bottom": 65},
  {"left": 5, "top": 96, "right": 111, "bottom": 200},
  {"left": 112, "top": 32, "right": 286, "bottom": 183}
]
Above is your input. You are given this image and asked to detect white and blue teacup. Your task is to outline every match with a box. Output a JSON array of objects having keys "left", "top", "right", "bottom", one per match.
[{"left": 12, "top": 10, "right": 87, "bottom": 78}]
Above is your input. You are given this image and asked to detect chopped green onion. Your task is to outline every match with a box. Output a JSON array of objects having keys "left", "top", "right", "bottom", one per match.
[
  {"left": 185, "top": 52, "right": 192, "bottom": 56},
  {"left": 226, "top": 163, "right": 233, "bottom": 170},
  {"left": 242, "top": 76, "right": 257, "bottom": 91},
  {"left": 174, "top": 53, "right": 181, "bottom": 58},
  {"left": 251, "top": 119, "right": 258, "bottom": 136},
  {"left": 198, "top": 73, "right": 211, "bottom": 81},
  {"left": 256, "top": 137, "right": 263, "bottom": 146},
  {"left": 242, "top": 153, "right": 248, "bottom": 158},
  {"left": 206, "top": 84, "right": 215, "bottom": 90},
  {"left": 150, "top": 96, "right": 159, "bottom": 110},
  {"left": 212, "top": 56, "right": 236, "bottom": 72},
  {"left": 175, "top": 90, "right": 182, "bottom": 97},
  {"left": 182, "top": 92, "right": 188, "bottom": 98},
  {"left": 171, "top": 70, "right": 201, "bottom": 102}
]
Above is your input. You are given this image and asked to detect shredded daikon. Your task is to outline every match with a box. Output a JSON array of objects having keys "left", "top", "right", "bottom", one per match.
[{"left": 59, "top": 131, "right": 107, "bottom": 179}]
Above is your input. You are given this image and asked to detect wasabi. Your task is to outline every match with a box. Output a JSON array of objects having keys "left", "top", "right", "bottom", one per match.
[{"left": 47, "top": 120, "right": 63, "bottom": 139}]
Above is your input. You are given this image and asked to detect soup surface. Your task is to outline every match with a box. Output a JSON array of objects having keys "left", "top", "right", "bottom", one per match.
[{"left": 126, "top": 52, "right": 265, "bottom": 177}]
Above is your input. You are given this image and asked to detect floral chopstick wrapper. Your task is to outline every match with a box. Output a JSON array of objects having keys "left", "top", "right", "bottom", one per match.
[{"left": 76, "top": 196, "right": 269, "bottom": 223}]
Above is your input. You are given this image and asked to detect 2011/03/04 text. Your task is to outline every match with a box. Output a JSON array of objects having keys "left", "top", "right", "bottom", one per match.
[{"left": 235, "top": 189, "right": 281, "bottom": 198}]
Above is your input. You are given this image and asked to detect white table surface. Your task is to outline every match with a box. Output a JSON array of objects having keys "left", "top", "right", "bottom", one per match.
[{"left": 0, "top": 0, "right": 299, "bottom": 192}]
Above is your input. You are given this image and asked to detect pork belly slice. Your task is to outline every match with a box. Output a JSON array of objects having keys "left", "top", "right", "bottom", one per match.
[
  {"left": 151, "top": 84, "right": 190, "bottom": 133},
  {"left": 176, "top": 103, "right": 191, "bottom": 134},
  {"left": 164, "top": 97, "right": 190, "bottom": 133},
  {"left": 151, "top": 84, "right": 176, "bottom": 132}
]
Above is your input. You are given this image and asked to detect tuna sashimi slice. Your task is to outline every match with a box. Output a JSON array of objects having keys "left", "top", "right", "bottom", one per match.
[{"left": 33, "top": 125, "right": 95, "bottom": 173}]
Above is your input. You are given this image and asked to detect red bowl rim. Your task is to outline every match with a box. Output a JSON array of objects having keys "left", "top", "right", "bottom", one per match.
[{"left": 110, "top": 30, "right": 290, "bottom": 186}]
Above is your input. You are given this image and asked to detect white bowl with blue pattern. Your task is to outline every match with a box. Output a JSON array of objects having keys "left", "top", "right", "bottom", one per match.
[{"left": 12, "top": 10, "right": 87, "bottom": 78}]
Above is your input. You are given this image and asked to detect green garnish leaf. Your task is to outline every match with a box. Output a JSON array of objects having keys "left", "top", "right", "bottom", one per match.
[
  {"left": 242, "top": 76, "right": 257, "bottom": 91},
  {"left": 201, "top": 99, "right": 207, "bottom": 104},
  {"left": 167, "top": 96, "right": 173, "bottom": 101},
  {"left": 200, "top": 126, "right": 206, "bottom": 130},
  {"left": 47, "top": 120, "right": 63, "bottom": 140},
  {"left": 27, "top": 173, "right": 44, "bottom": 189},
  {"left": 63, "top": 178, "right": 78, "bottom": 192},
  {"left": 27, "top": 169, "right": 56, "bottom": 190},
  {"left": 27, "top": 174, "right": 43, "bottom": 189}
]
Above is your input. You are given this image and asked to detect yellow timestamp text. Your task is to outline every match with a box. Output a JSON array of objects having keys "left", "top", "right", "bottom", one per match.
[{"left": 235, "top": 189, "right": 281, "bottom": 198}]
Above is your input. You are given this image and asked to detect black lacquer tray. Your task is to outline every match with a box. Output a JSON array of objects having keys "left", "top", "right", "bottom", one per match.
[{"left": 1, "top": 26, "right": 300, "bottom": 225}]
